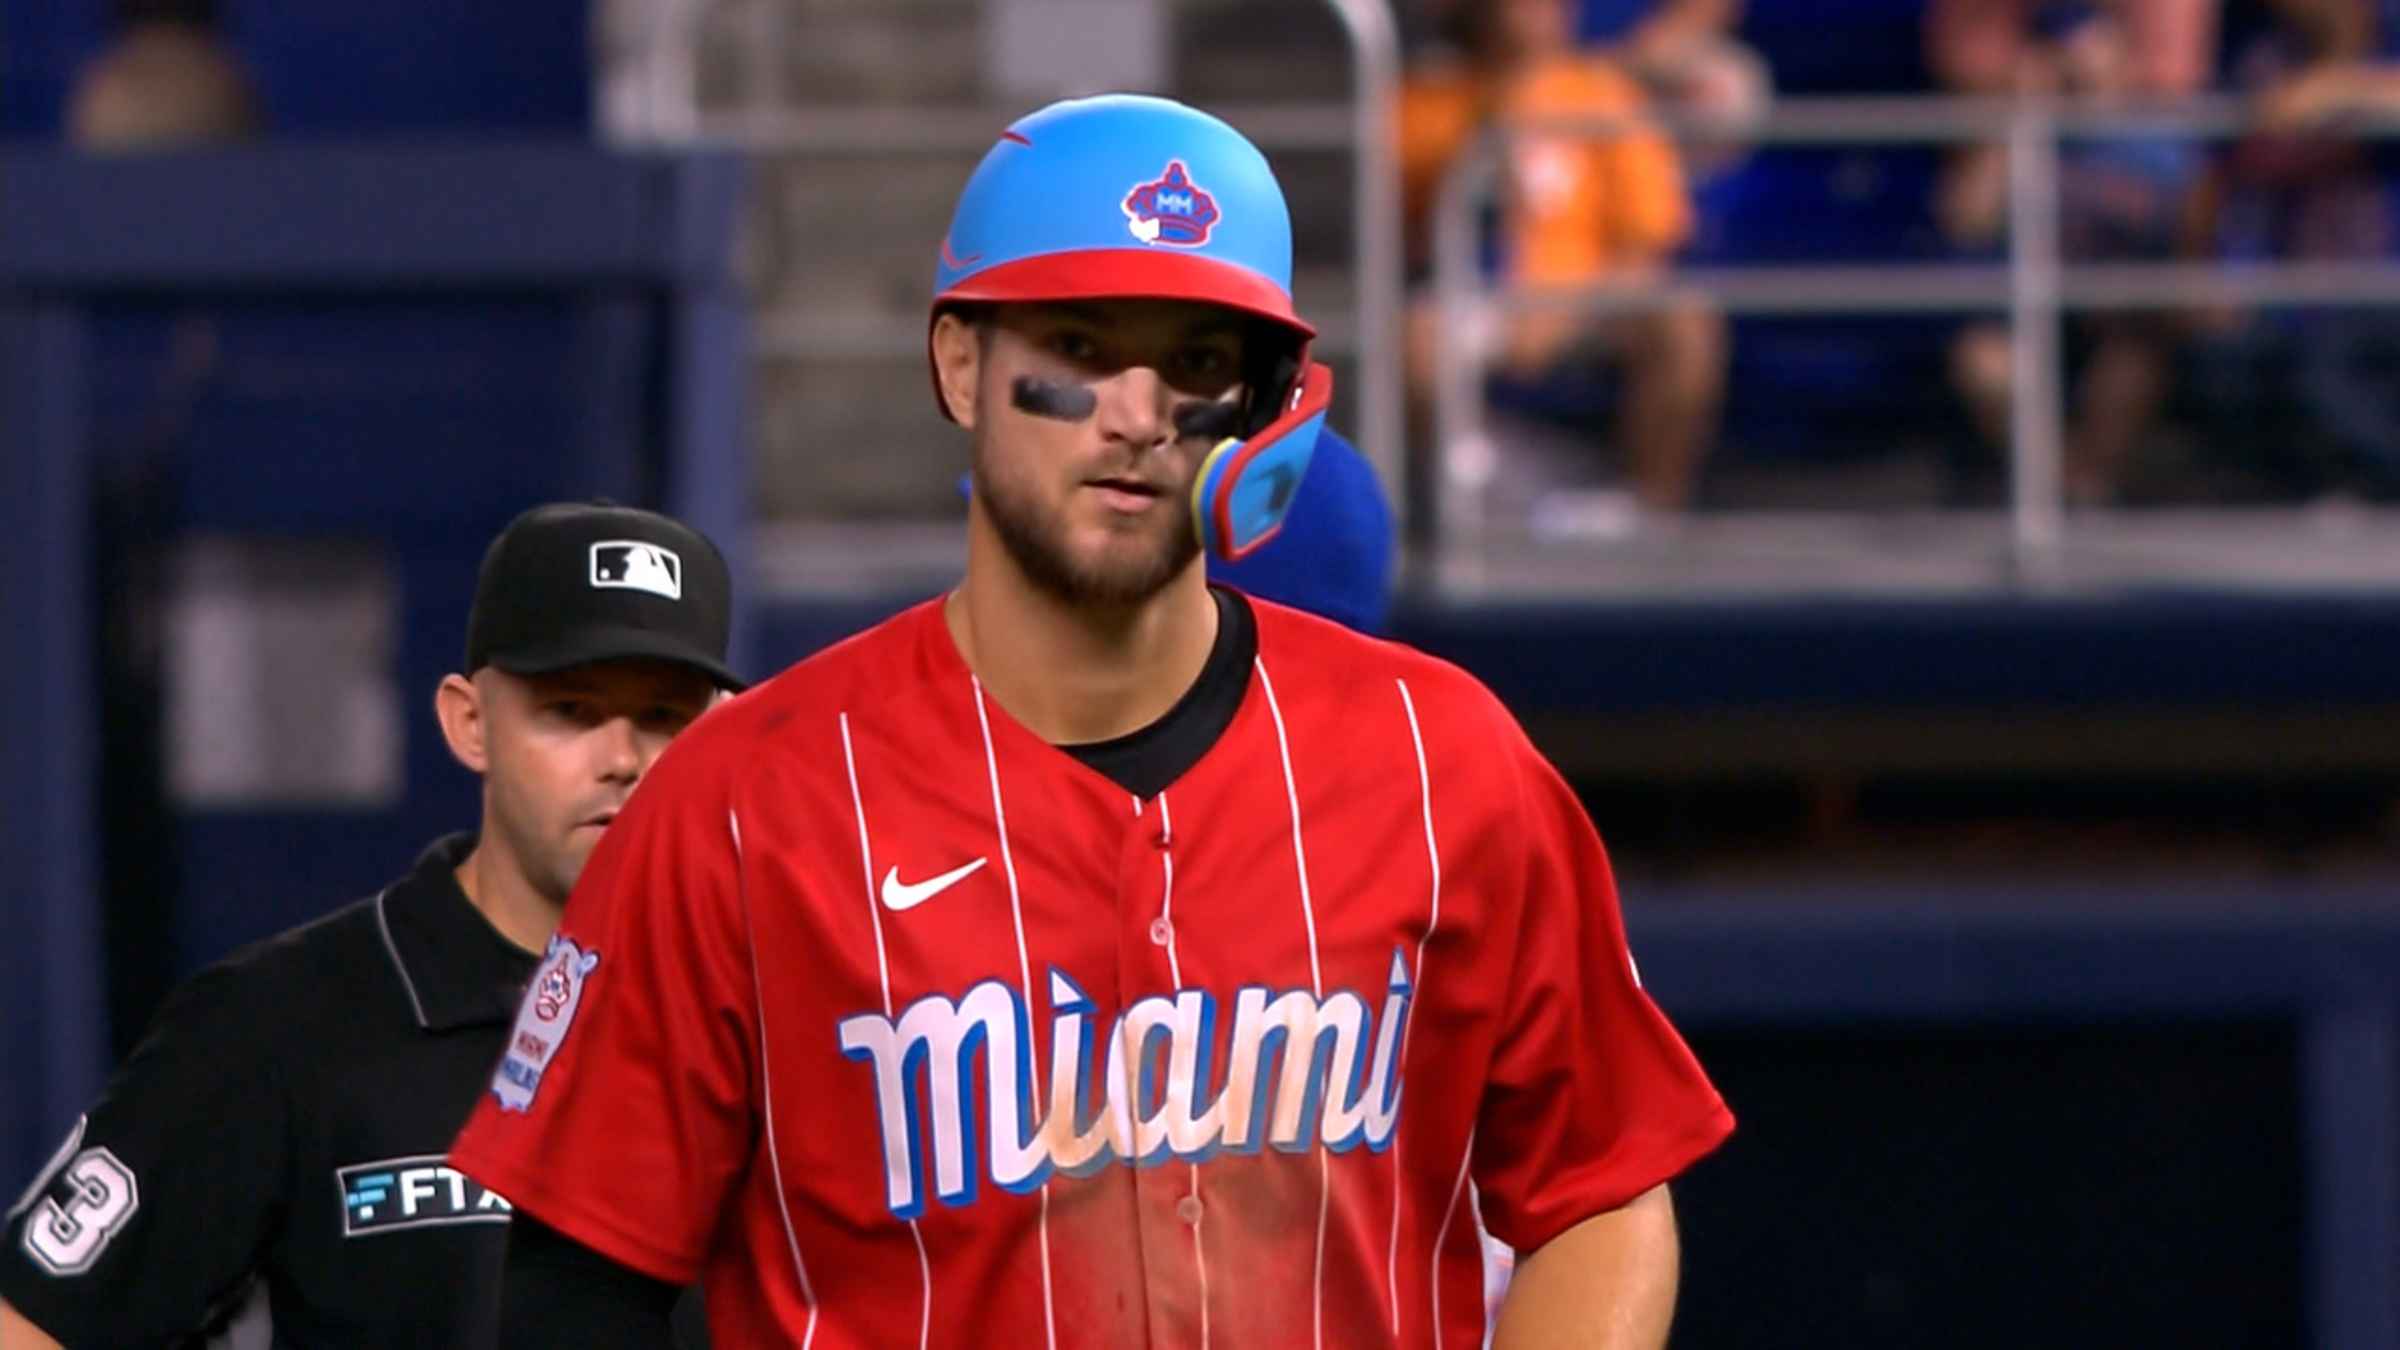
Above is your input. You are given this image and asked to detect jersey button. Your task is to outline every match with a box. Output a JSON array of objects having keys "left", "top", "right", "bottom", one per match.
[
  {"left": 1153, "top": 831, "right": 1171, "bottom": 850},
  {"left": 1149, "top": 917, "right": 1173, "bottom": 947},
  {"left": 1176, "top": 1195, "right": 1204, "bottom": 1225}
]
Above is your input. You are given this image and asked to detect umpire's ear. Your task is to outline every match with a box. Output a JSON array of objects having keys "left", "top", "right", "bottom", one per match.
[
  {"left": 434, "top": 672, "right": 490, "bottom": 776},
  {"left": 931, "top": 310, "right": 984, "bottom": 428}
]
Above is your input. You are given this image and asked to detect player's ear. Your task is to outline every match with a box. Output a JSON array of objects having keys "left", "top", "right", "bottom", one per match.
[
  {"left": 931, "top": 309, "right": 984, "bottom": 428},
  {"left": 434, "top": 672, "right": 490, "bottom": 776}
]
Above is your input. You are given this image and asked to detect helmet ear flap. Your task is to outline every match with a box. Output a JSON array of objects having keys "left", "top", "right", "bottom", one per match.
[
  {"left": 1194, "top": 359, "right": 1333, "bottom": 562},
  {"left": 1242, "top": 322, "right": 1307, "bottom": 437}
]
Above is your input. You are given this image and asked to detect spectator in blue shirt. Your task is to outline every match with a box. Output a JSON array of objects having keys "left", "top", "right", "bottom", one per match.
[{"left": 1932, "top": 0, "right": 2217, "bottom": 505}]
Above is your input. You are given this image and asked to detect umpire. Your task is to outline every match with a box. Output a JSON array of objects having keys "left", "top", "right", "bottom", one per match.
[{"left": 1, "top": 502, "right": 742, "bottom": 1348}]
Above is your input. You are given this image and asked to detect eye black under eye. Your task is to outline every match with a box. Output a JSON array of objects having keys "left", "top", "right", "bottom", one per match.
[{"left": 1174, "top": 401, "right": 1245, "bottom": 441}]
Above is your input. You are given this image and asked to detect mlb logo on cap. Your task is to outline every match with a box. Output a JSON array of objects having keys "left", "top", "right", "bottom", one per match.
[
  {"left": 466, "top": 502, "right": 743, "bottom": 690},
  {"left": 589, "top": 541, "right": 682, "bottom": 600}
]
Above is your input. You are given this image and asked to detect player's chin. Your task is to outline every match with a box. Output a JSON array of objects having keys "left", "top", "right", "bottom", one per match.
[
  {"left": 1073, "top": 520, "right": 1182, "bottom": 568},
  {"left": 1074, "top": 536, "right": 1198, "bottom": 599}
]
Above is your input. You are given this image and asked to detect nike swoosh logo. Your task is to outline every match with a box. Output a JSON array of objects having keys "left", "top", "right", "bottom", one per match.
[
  {"left": 939, "top": 238, "right": 983, "bottom": 270},
  {"left": 880, "top": 858, "right": 988, "bottom": 912}
]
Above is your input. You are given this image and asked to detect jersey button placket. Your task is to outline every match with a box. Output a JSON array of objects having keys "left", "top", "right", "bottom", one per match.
[
  {"left": 1118, "top": 810, "right": 1178, "bottom": 987},
  {"left": 1118, "top": 805, "right": 1195, "bottom": 1342}
]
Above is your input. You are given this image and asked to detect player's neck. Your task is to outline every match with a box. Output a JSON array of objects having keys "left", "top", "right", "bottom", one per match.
[
  {"left": 949, "top": 533, "right": 1219, "bottom": 747},
  {"left": 452, "top": 833, "right": 559, "bottom": 957}
]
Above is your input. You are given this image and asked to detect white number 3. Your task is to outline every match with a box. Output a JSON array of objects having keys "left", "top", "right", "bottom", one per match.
[{"left": 20, "top": 1147, "right": 139, "bottom": 1275}]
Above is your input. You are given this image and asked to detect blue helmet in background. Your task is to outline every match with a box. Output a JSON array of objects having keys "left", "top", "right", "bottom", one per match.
[
  {"left": 932, "top": 93, "right": 1333, "bottom": 562},
  {"left": 1208, "top": 425, "right": 1395, "bottom": 634}
]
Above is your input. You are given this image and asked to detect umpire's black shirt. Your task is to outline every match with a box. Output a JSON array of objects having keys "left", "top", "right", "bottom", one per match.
[{"left": 2, "top": 833, "right": 535, "bottom": 1348}]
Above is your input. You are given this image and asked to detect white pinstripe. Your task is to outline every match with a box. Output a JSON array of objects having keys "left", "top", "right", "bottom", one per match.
[
  {"left": 1153, "top": 793, "right": 1211, "bottom": 1350},
  {"left": 1388, "top": 678, "right": 1444, "bottom": 1337},
  {"left": 729, "top": 807, "right": 821, "bottom": 1348},
  {"left": 1252, "top": 656, "right": 1328, "bottom": 1350},
  {"left": 970, "top": 678, "right": 1059, "bottom": 1350},
  {"left": 840, "top": 713, "right": 933, "bottom": 1350},
  {"left": 1430, "top": 1129, "right": 1478, "bottom": 1349},
  {"left": 1253, "top": 659, "right": 1325, "bottom": 997}
]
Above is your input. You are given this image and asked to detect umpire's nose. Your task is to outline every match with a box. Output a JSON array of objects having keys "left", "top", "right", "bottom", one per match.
[{"left": 596, "top": 714, "right": 642, "bottom": 785}]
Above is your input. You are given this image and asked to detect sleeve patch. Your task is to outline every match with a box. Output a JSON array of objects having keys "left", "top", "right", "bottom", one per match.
[
  {"left": 491, "top": 936, "right": 600, "bottom": 1113},
  {"left": 17, "top": 1139, "right": 140, "bottom": 1276}
]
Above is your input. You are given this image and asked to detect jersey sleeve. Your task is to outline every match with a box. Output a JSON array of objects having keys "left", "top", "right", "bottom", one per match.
[
  {"left": 448, "top": 736, "right": 754, "bottom": 1285},
  {"left": 1468, "top": 712, "right": 1733, "bottom": 1255},
  {"left": 1, "top": 964, "right": 287, "bottom": 1342}
]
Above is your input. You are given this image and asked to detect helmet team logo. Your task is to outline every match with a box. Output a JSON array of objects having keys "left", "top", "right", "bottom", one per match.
[
  {"left": 491, "top": 936, "right": 599, "bottom": 1113},
  {"left": 1122, "top": 160, "right": 1221, "bottom": 247}
]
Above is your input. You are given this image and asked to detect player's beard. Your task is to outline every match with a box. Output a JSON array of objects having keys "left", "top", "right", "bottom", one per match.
[{"left": 971, "top": 429, "right": 1202, "bottom": 609}]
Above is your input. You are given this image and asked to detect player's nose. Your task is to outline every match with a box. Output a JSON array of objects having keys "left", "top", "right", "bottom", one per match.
[{"left": 1094, "top": 365, "right": 1173, "bottom": 456}]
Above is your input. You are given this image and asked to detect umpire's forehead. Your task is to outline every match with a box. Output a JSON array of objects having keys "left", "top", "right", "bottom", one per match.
[{"left": 479, "top": 658, "right": 717, "bottom": 701}]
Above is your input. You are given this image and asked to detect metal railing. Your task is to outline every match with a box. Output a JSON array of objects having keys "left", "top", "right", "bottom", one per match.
[
  {"left": 1430, "top": 95, "right": 2400, "bottom": 580},
  {"left": 1320, "top": 0, "right": 1406, "bottom": 508}
]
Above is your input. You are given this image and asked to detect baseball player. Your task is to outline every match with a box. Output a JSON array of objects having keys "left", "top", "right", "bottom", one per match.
[
  {"left": 1, "top": 502, "right": 739, "bottom": 1348},
  {"left": 452, "top": 94, "right": 1731, "bottom": 1348}
]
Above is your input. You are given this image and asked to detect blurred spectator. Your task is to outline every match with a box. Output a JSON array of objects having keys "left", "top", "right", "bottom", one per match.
[
  {"left": 1400, "top": 0, "right": 1727, "bottom": 516},
  {"left": 2192, "top": 0, "right": 2400, "bottom": 497},
  {"left": 1930, "top": 0, "right": 2217, "bottom": 504},
  {"left": 66, "top": 0, "right": 258, "bottom": 149},
  {"left": 1928, "top": 0, "right": 2221, "bottom": 100},
  {"left": 1578, "top": 0, "right": 1775, "bottom": 176}
]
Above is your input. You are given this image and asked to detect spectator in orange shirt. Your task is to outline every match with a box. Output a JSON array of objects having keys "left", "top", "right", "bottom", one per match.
[{"left": 1401, "top": 0, "right": 1726, "bottom": 516}]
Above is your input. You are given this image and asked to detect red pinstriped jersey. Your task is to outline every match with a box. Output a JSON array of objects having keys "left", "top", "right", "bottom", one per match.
[{"left": 451, "top": 596, "right": 1731, "bottom": 1348}]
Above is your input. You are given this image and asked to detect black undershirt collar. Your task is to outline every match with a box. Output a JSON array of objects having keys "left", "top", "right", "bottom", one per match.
[
  {"left": 1059, "top": 587, "right": 1256, "bottom": 800},
  {"left": 376, "top": 832, "right": 542, "bottom": 1031}
]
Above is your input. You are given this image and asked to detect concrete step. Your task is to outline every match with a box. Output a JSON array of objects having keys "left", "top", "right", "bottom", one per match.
[
  {"left": 1171, "top": 0, "right": 1354, "bottom": 104},
  {"left": 745, "top": 150, "right": 979, "bottom": 314},
  {"left": 698, "top": 0, "right": 986, "bottom": 110},
  {"left": 754, "top": 353, "right": 967, "bottom": 519}
]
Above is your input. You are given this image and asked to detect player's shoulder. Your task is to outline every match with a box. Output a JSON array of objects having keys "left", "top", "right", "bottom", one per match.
[
  {"left": 1249, "top": 596, "right": 1521, "bottom": 737},
  {"left": 643, "top": 597, "right": 945, "bottom": 777}
]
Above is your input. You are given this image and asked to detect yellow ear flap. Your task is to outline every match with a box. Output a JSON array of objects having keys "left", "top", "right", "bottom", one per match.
[
  {"left": 1193, "top": 360, "right": 1333, "bottom": 561},
  {"left": 1190, "top": 435, "right": 1244, "bottom": 544}
]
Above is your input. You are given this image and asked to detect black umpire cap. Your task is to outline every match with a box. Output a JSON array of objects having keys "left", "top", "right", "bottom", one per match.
[{"left": 464, "top": 501, "right": 746, "bottom": 691}]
